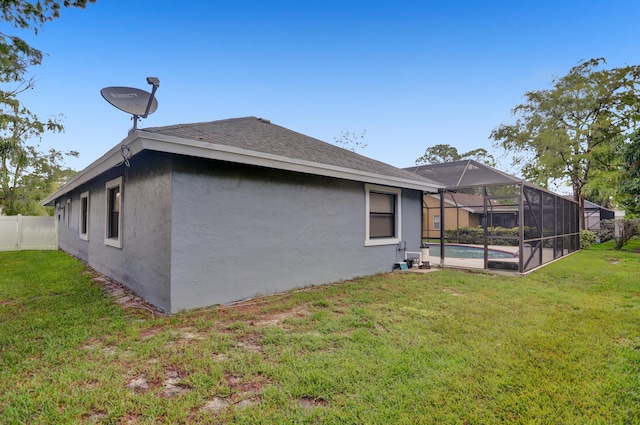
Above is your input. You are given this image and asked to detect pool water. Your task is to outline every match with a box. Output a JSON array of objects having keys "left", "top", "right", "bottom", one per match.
[{"left": 426, "top": 244, "right": 516, "bottom": 259}]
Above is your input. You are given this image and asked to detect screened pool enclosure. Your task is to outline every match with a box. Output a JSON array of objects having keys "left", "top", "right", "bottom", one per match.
[{"left": 405, "top": 160, "right": 580, "bottom": 273}]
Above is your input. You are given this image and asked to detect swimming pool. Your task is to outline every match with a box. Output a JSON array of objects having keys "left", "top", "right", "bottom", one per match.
[{"left": 425, "top": 243, "right": 517, "bottom": 259}]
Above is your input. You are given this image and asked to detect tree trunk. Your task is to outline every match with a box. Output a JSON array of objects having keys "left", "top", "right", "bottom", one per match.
[
  {"left": 572, "top": 183, "right": 586, "bottom": 230},
  {"left": 579, "top": 194, "right": 586, "bottom": 230}
]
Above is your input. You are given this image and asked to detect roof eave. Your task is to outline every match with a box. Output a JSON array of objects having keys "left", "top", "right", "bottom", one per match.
[
  {"left": 139, "top": 132, "right": 441, "bottom": 192},
  {"left": 42, "top": 131, "right": 440, "bottom": 205},
  {"left": 41, "top": 132, "right": 141, "bottom": 206}
]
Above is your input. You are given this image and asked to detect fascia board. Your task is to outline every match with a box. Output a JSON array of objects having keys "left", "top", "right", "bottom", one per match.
[
  {"left": 42, "top": 131, "right": 440, "bottom": 206},
  {"left": 137, "top": 132, "right": 441, "bottom": 192},
  {"left": 41, "top": 134, "right": 142, "bottom": 206}
]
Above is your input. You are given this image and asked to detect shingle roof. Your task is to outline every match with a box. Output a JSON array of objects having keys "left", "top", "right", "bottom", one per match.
[
  {"left": 142, "top": 117, "right": 442, "bottom": 186},
  {"left": 42, "top": 117, "right": 443, "bottom": 206}
]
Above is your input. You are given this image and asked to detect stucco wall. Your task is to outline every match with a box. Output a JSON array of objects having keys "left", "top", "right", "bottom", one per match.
[
  {"left": 56, "top": 152, "right": 174, "bottom": 312},
  {"left": 423, "top": 194, "right": 482, "bottom": 238},
  {"left": 169, "top": 158, "right": 423, "bottom": 312}
]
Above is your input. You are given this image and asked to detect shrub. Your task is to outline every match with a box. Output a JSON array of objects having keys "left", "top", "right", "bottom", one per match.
[
  {"left": 444, "top": 226, "right": 519, "bottom": 246},
  {"left": 580, "top": 230, "right": 597, "bottom": 250},
  {"left": 597, "top": 219, "right": 640, "bottom": 249}
]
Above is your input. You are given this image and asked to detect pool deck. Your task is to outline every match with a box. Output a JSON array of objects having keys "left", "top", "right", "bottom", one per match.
[
  {"left": 399, "top": 244, "right": 567, "bottom": 275},
  {"left": 398, "top": 244, "right": 519, "bottom": 273}
]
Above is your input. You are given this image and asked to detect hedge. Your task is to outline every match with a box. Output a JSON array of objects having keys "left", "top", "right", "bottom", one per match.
[{"left": 444, "top": 227, "right": 519, "bottom": 246}]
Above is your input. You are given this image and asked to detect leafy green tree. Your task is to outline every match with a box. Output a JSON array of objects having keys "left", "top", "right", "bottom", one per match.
[
  {"left": 415, "top": 143, "right": 496, "bottom": 166},
  {"left": 0, "top": 104, "right": 77, "bottom": 215},
  {"left": 619, "top": 129, "right": 640, "bottom": 216},
  {"left": 1, "top": 143, "right": 77, "bottom": 216},
  {"left": 490, "top": 58, "right": 640, "bottom": 228},
  {"left": 0, "top": 1, "right": 94, "bottom": 214},
  {"left": 1, "top": 1, "right": 95, "bottom": 82}
]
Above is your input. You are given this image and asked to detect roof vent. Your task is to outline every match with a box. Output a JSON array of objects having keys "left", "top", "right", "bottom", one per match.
[{"left": 257, "top": 117, "right": 271, "bottom": 124}]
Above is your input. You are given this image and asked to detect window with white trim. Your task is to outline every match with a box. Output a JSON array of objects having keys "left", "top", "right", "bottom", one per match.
[
  {"left": 66, "top": 199, "right": 72, "bottom": 229},
  {"left": 104, "top": 177, "right": 123, "bottom": 248},
  {"left": 79, "top": 191, "right": 89, "bottom": 241},
  {"left": 433, "top": 214, "right": 441, "bottom": 231},
  {"left": 365, "top": 184, "right": 402, "bottom": 246}
]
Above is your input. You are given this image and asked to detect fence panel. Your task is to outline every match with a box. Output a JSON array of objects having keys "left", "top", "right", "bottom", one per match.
[{"left": 0, "top": 215, "right": 58, "bottom": 251}]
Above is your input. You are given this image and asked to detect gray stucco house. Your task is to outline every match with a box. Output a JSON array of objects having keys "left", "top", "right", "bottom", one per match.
[{"left": 43, "top": 117, "right": 441, "bottom": 313}]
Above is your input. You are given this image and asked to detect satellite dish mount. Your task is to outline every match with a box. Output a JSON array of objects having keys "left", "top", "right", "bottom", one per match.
[{"left": 101, "top": 77, "right": 160, "bottom": 132}]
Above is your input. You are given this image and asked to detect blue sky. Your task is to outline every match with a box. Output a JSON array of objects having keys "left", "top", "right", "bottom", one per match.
[{"left": 16, "top": 0, "right": 640, "bottom": 176}]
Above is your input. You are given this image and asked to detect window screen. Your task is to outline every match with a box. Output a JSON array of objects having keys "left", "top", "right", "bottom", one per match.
[
  {"left": 107, "top": 186, "right": 120, "bottom": 239},
  {"left": 369, "top": 192, "right": 396, "bottom": 238}
]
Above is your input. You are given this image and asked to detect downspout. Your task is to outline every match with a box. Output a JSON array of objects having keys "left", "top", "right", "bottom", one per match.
[
  {"left": 439, "top": 188, "right": 446, "bottom": 269},
  {"left": 483, "top": 188, "right": 488, "bottom": 270},
  {"left": 518, "top": 184, "right": 524, "bottom": 273}
]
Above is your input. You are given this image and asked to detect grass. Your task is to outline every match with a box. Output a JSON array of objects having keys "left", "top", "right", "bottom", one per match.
[
  {"left": 589, "top": 236, "right": 640, "bottom": 253},
  {"left": 1, "top": 249, "right": 639, "bottom": 424}
]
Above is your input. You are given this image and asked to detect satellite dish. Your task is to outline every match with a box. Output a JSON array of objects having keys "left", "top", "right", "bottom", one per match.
[
  {"left": 101, "top": 77, "right": 160, "bottom": 130},
  {"left": 101, "top": 87, "right": 158, "bottom": 116}
]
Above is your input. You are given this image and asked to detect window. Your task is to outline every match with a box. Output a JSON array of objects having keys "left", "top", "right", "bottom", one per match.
[
  {"left": 79, "top": 191, "right": 89, "bottom": 241},
  {"left": 66, "top": 199, "right": 72, "bottom": 229},
  {"left": 365, "top": 184, "right": 402, "bottom": 246},
  {"left": 104, "top": 177, "right": 123, "bottom": 248},
  {"left": 433, "top": 214, "right": 441, "bottom": 230}
]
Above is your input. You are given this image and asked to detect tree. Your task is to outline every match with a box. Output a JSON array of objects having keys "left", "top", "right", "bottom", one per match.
[
  {"left": 1, "top": 1, "right": 95, "bottom": 83},
  {"left": 1, "top": 142, "right": 77, "bottom": 215},
  {"left": 0, "top": 1, "right": 94, "bottom": 214},
  {"left": 0, "top": 103, "right": 77, "bottom": 215},
  {"left": 618, "top": 129, "right": 640, "bottom": 216},
  {"left": 415, "top": 143, "right": 496, "bottom": 166},
  {"left": 490, "top": 58, "right": 640, "bottom": 229}
]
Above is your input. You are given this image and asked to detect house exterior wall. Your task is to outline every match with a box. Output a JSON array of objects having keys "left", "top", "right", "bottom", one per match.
[
  {"left": 422, "top": 195, "right": 473, "bottom": 239},
  {"left": 55, "top": 152, "right": 174, "bottom": 311},
  {"left": 585, "top": 209, "right": 601, "bottom": 230},
  {"left": 168, "top": 158, "right": 422, "bottom": 312}
]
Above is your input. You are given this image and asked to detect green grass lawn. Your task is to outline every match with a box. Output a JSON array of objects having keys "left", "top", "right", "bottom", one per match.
[{"left": 1, "top": 248, "right": 639, "bottom": 424}]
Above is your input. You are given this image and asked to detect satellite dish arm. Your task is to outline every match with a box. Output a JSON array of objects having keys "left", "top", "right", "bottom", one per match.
[{"left": 142, "top": 77, "right": 160, "bottom": 118}]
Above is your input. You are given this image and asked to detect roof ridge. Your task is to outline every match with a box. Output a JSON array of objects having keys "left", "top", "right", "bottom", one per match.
[{"left": 142, "top": 116, "right": 258, "bottom": 132}]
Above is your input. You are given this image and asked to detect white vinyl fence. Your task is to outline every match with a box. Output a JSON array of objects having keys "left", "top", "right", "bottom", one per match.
[{"left": 0, "top": 215, "right": 58, "bottom": 251}]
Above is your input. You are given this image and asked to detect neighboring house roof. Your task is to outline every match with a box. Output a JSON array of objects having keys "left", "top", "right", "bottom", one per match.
[
  {"left": 428, "top": 192, "right": 517, "bottom": 214},
  {"left": 562, "top": 196, "right": 616, "bottom": 212},
  {"left": 404, "top": 160, "right": 524, "bottom": 189},
  {"left": 583, "top": 199, "right": 615, "bottom": 213},
  {"left": 43, "top": 117, "right": 443, "bottom": 205}
]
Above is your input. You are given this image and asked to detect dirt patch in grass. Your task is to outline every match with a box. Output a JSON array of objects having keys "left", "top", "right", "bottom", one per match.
[
  {"left": 202, "top": 396, "right": 229, "bottom": 412},
  {"left": 200, "top": 375, "right": 264, "bottom": 414},
  {"left": 299, "top": 396, "right": 328, "bottom": 408},
  {"left": 126, "top": 368, "right": 189, "bottom": 397},
  {"left": 441, "top": 287, "right": 465, "bottom": 296},
  {"left": 162, "top": 369, "right": 188, "bottom": 398},
  {"left": 225, "top": 374, "right": 264, "bottom": 395},
  {"left": 251, "top": 305, "right": 311, "bottom": 328},
  {"left": 82, "top": 338, "right": 118, "bottom": 357},
  {"left": 139, "top": 326, "right": 163, "bottom": 340},
  {"left": 176, "top": 327, "right": 205, "bottom": 340},
  {"left": 126, "top": 375, "right": 150, "bottom": 392},
  {"left": 83, "top": 410, "right": 108, "bottom": 422},
  {"left": 224, "top": 374, "right": 264, "bottom": 407},
  {"left": 236, "top": 334, "right": 263, "bottom": 353},
  {"left": 212, "top": 353, "right": 228, "bottom": 362}
]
